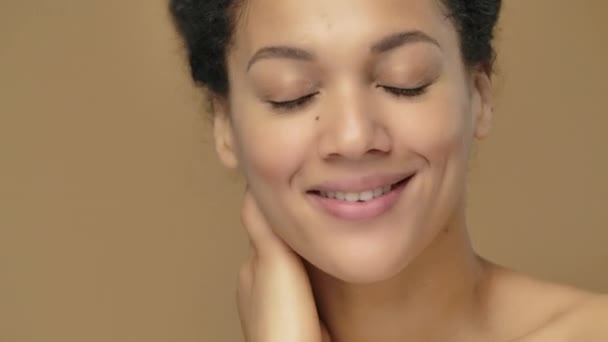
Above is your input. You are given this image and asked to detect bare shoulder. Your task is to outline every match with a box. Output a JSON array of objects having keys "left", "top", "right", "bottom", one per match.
[
  {"left": 567, "top": 294, "right": 608, "bottom": 339},
  {"left": 514, "top": 294, "right": 608, "bottom": 342},
  {"left": 481, "top": 262, "right": 607, "bottom": 342},
  {"left": 508, "top": 289, "right": 608, "bottom": 342}
]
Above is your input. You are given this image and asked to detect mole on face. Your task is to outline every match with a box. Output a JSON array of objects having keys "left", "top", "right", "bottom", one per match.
[{"left": 315, "top": 116, "right": 320, "bottom": 121}]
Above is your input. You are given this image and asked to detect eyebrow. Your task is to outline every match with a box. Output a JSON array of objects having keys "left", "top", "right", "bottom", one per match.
[
  {"left": 246, "top": 30, "right": 440, "bottom": 71},
  {"left": 371, "top": 30, "right": 440, "bottom": 54},
  {"left": 247, "top": 46, "right": 314, "bottom": 71}
]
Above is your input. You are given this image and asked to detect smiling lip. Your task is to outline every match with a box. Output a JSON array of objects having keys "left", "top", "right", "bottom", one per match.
[
  {"left": 309, "top": 173, "right": 414, "bottom": 193},
  {"left": 306, "top": 173, "right": 415, "bottom": 221}
]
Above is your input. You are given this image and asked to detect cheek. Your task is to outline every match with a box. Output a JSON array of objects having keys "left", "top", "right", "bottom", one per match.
[
  {"left": 408, "top": 79, "right": 473, "bottom": 161},
  {"left": 392, "top": 100, "right": 471, "bottom": 163},
  {"left": 234, "top": 117, "right": 315, "bottom": 186}
]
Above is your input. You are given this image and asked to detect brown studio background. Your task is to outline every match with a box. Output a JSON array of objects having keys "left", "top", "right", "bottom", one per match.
[{"left": 0, "top": 1, "right": 606, "bottom": 341}]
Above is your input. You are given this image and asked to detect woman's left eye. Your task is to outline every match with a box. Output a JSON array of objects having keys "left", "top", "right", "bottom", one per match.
[
  {"left": 379, "top": 84, "right": 429, "bottom": 97},
  {"left": 266, "top": 84, "right": 427, "bottom": 112},
  {"left": 268, "top": 92, "right": 319, "bottom": 112}
]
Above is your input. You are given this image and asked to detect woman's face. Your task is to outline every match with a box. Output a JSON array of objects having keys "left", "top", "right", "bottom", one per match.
[{"left": 215, "top": 0, "right": 493, "bottom": 283}]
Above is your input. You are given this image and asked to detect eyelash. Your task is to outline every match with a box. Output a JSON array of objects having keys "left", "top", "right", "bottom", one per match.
[
  {"left": 269, "top": 92, "right": 319, "bottom": 111},
  {"left": 268, "top": 84, "right": 429, "bottom": 111},
  {"left": 379, "top": 84, "right": 430, "bottom": 97}
]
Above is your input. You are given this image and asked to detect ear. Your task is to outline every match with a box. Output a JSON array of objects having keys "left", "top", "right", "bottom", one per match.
[
  {"left": 471, "top": 70, "right": 494, "bottom": 140},
  {"left": 211, "top": 96, "right": 239, "bottom": 169}
]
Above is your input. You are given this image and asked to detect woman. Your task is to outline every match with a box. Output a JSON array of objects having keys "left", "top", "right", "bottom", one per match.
[{"left": 169, "top": 0, "right": 608, "bottom": 341}]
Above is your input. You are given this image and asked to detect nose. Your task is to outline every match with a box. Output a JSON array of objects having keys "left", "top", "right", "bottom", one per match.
[{"left": 317, "top": 85, "right": 392, "bottom": 161}]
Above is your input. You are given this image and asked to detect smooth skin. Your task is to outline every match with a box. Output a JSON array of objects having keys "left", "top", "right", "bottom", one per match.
[
  {"left": 238, "top": 191, "right": 331, "bottom": 342},
  {"left": 209, "top": 0, "right": 608, "bottom": 341},
  {"left": 238, "top": 191, "right": 607, "bottom": 342}
]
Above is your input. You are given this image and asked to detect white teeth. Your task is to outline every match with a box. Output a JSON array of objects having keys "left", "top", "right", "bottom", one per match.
[
  {"left": 319, "top": 184, "right": 393, "bottom": 202},
  {"left": 359, "top": 191, "right": 374, "bottom": 201},
  {"left": 345, "top": 193, "right": 359, "bottom": 202}
]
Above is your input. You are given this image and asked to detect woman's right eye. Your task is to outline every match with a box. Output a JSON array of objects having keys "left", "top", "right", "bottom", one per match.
[{"left": 268, "top": 92, "right": 319, "bottom": 112}]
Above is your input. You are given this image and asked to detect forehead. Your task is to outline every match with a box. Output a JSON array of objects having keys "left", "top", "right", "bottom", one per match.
[{"left": 232, "top": 0, "right": 457, "bottom": 60}]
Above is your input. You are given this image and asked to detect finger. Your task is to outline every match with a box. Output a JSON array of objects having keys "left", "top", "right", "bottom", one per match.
[
  {"left": 236, "top": 257, "right": 254, "bottom": 328},
  {"left": 241, "top": 190, "right": 291, "bottom": 257},
  {"left": 237, "top": 257, "right": 254, "bottom": 300},
  {"left": 321, "top": 322, "right": 332, "bottom": 342}
]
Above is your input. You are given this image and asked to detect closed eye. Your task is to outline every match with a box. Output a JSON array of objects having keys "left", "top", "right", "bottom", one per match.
[
  {"left": 267, "top": 84, "right": 427, "bottom": 111},
  {"left": 268, "top": 92, "right": 319, "bottom": 111},
  {"left": 379, "top": 84, "right": 429, "bottom": 97}
]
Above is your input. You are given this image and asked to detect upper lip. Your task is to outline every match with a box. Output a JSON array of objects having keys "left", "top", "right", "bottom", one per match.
[{"left": 308, "top": 172, "right": 415, "bottom": 193}]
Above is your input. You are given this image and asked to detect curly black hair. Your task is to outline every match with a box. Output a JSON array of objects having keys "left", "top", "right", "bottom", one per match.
[{"left": 169, "top": 0, "right": 501, "bottom": 97}]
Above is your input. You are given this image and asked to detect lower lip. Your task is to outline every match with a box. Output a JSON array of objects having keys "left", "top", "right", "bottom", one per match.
[{"left": 307, "top": 176, "right": 413, "bottom": 221}]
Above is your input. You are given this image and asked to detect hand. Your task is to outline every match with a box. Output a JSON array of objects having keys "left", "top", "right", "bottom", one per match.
[{"left": 236, "top": 190, "right": 331, "bottom": 342}]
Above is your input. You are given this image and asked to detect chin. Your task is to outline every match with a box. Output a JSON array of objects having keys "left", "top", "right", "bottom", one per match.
[
  {"left": 327, "top": 255, "right": 411, "bottom": 284},
  {"left": 308, "top": 235, "right": 424, "bottom": 284},
  {"left": 332, "top": 264, "right": 405, "bottom": 284}
]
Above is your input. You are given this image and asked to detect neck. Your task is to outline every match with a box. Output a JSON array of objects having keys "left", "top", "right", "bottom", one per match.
[{"left": 306, "top": 211, "right": 492, "bottom": 342}]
